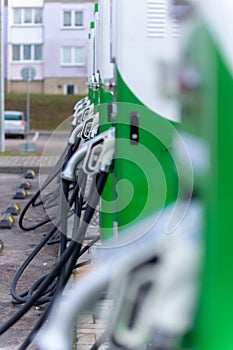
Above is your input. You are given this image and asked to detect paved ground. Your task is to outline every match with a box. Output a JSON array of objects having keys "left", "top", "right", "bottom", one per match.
[
  {"left": 0, "top": 172, "right": 58, "bottom": 350},
  {"left": 0, "top": 156, "right": 59, "bottom": 174},
  {"left": 0, "top": 157, "right": 107, "bottom": 350},
  {"left": 4, "top": 131, "right": 69, "bottom": 158}
]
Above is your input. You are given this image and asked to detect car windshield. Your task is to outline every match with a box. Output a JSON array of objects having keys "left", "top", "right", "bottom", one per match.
[{"left": 4, "top": 114, "right": 23, "bottom": 121}]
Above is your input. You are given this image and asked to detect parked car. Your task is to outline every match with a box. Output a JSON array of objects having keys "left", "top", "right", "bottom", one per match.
[{"left": 4, "top": 110, "right": 27, "bottom": 139}]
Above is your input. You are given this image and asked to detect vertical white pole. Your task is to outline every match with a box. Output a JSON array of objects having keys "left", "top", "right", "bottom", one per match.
[
  {"left": 0, "top": 0, "right": 5, "bottom": 152},
  {"left": 26, "top": 77, "right": 30, "bottom": 149}
]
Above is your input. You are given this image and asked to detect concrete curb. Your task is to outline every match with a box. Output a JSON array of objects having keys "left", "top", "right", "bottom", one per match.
[
  {"left": 0, "top": 156, "right": 59, "bottom": 174},
  {"left": 0, "top": 165, "right": 54, "bottom": 174},
  {"left": 30, "top": 130, "right": 68, "bottom": 137}
]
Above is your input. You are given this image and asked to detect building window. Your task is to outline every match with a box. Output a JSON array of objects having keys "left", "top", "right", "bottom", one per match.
[
  {"left": 35, "top": 8, "right": 43, "bottom": 24},
  {"left": 63, "top": 47, "right": 72, "bottom": 64},
  {"left": 75, "top": 11, "right": 83, "bottom": 26},
  {"left": 12, "top": 45, "right": 20, "bottom": 61},
  {"left": 74, "top": 47, "right": 85, "bottom": 64},
  {"left": 13, "top": 8, "right": 43, "bottom": 25},
  {"left": 12, "top": 44, "right": 43, "bottom": 62},
  {"left": 63, "top": 11, "right": 72, "bottom": 26},
  {"left": 34, "top": 44, "right": 42, "bottom": 61},
  {"left": 66, "top": 84, "right": 77, "bottom": 95},
  {"left": 24, "top": 8, "right": 32, "bottom": 24},
  {"left": 61, "top": 47, "right": 85, "bottom": 66},
  {"left": 62, "top": 10, "right": 83, "bottom": 28},
  {"left": 23, "top": 44, "right": 31, "bottom": 60},
  {"left": 13, "top": 9, "right": 21, "bottom": 24}
]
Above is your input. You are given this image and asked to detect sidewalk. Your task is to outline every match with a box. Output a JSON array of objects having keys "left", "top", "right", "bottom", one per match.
[{"left": 0, "top": 155, "right": 59, "bottom": 174}]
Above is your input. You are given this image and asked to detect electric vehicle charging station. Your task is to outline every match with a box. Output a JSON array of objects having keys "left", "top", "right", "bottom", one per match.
[
  {"left": 37, "top": 201, "right": 201, "bottom": 350},
  {"left": 98, "top": 0, "right": 183, "bottom": 240},
  {"left": 86, "top": 0, "right": 184, "bottom": 242},
  {"left": 176, "top": 1, "right": 233, "bottom": 350},
  {"left": 89, "top": 21, "right": 99, "bottom": 107},
  {"left": 98, "top": 0, "right": 115, "bottom": 100},
  {"left": 1, "top": 1, "right": 214, "bottom": 349},
  {"left": 94, "top": 0, "right": 116, "bottom": 239}
]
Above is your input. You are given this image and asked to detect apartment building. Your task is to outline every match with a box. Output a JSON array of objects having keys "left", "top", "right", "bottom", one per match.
[{"left": 4, "top": 0, "right": 95, "bottom": 95}]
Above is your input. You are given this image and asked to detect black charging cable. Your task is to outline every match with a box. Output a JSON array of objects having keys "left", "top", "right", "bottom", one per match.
[
  {"left": 19, "top": 138, "right": 81, "bottom": 231},
  {"left": 0, "top": 170, "right": 108, "bottom": 341}
]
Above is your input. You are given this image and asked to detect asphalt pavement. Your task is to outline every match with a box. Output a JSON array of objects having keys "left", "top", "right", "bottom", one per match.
[
  {"left": 0, "top": 134, "right": 63, "bottom": 349},
  {"left": 0, "top": 151, "right": 105, "bottom": 350},
  {"left": 0, "top": 172, "right": 58, "bottom": 350}
]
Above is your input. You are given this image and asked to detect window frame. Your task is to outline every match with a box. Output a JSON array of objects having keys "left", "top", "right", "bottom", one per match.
[
  {"left": 12, "top": 44, "right": 43, "bottom": 62},
  {"left": 12, "top": 7, "right": 43, "bottom": 26},
  {"left": 61, "top": 46, "right": 85, "bottom": 66},
  {"left": 61, "top": 9, "right": 84, "bottom": 29}
]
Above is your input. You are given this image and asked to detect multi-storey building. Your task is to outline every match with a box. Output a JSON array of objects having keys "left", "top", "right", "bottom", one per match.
[{"left": 4, "top": 0, "right": 95, "bottom": 95}]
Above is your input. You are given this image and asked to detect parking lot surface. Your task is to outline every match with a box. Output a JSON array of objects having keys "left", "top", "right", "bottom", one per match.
[
  {"left": 0, "top": 172, "right": 58, "bottom": 349},
  {"left": 0, "top": 164, "right": 107, "bottom": 350}
]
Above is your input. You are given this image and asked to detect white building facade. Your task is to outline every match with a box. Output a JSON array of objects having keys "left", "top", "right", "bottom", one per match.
[{"left": 5, "top": 0, "right": 95, "bottom": 94}]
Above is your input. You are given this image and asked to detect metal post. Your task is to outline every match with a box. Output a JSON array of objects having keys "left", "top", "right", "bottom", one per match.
[
  {"left": 0, "top": 0, "right": 5, "bottom": 152},
  {"left": 26, "top": 77, "right": 30, "bottom": 150},
  {"left": 19, "top": 66, "right": 36, "bottom": 153}
]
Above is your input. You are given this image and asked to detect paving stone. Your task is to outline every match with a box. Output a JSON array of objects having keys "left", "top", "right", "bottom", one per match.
[{"left": 76, "top": 333, "right": 96, "bottom": 345}]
